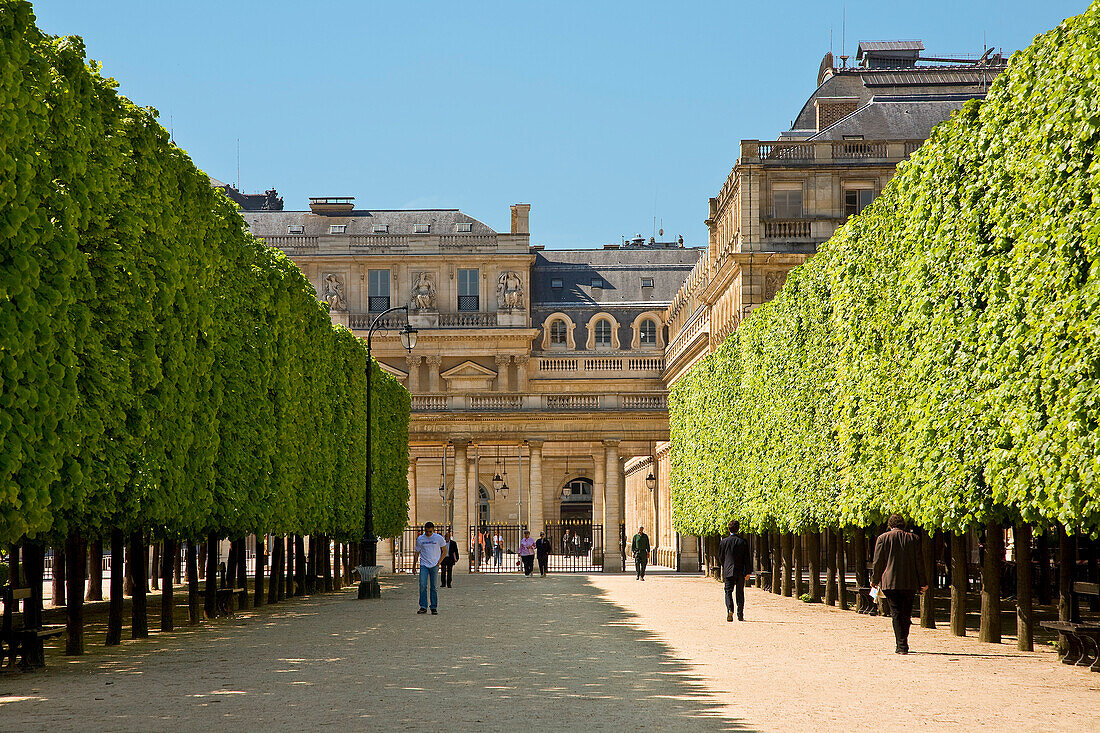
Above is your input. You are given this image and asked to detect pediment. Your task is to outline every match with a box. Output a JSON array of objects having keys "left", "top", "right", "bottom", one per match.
[
  {"left": 377, "top": 362, "right": 409, "bottom": 380},
  {"left": 441, "top": 360, "right": 497, "bottom": 379}
]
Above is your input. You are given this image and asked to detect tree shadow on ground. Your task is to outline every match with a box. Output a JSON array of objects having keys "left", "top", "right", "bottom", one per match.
[{"left": 0, "top": 574, "right": 753, "bottom": 731}]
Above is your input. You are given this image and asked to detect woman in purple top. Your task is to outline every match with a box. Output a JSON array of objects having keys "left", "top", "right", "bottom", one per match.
[{"left": 518, "top": 530, "right": 537, "bottom": 576}]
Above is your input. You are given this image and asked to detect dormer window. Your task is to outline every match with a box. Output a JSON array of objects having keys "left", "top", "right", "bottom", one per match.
[
  {"left": 373, "top": 224, "right": 389, "bottom": 234},
  {"left": 594, "top": 320, "right": 613, "bottom": 347},
  {"left": 550, "top": 320, "right": 567, "bottom": 345},
  {"left": 456, "top": 222, "right": 472, "bottom": 232},
  {"left": 640, "top": 319, "right": 657, "bottom": 344},
  {"left": 641, "top": 277, "right": 654, "bottom": 288},
  {"left": 551, "top": 278, "right": 563, "bottom": 289},
  {"left": 591, "top": 278, "right": 604, "bottom": 288},
  {"left": 287, "top": 225, "right": 305, "bottom": 235},
  {"left": 414, "top": 223, "right": 430, "bottom": 234},
  {"left": 329, "top": 224, "right": 346, "bottom": 234}
]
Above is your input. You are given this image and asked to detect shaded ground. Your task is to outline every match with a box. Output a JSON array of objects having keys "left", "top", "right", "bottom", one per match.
[{"left": 1, "top": 572, "right": 1097, "bottom": 731}]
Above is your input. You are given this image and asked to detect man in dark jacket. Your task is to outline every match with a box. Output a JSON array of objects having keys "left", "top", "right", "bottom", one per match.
[
  {"left": 535, "top": 532, "right": 552, "bottom": 576},
  {"left": 440, "top": 531, "right": 460, "bottom": 588},
  {"left": 718, "top": 520, "right": 751, "bottom": 622},
  {"left": 871, "top": 514, "right": 927, "bottom": 654}
]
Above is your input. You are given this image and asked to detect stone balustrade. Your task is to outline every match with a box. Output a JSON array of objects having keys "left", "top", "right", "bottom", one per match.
[
  {"left": 535, "top": 355, "right": 665, "bottom": 376},
  {"left": 264, "top": 232, "right": 530, "bottom": 256},
  {"left": 409, "top": 392, "right": 668, "bottom": 412}
]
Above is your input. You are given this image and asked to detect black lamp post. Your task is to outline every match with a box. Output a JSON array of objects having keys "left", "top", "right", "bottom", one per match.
[
  {"left": 359, "top": 305, "right": 417, "bottom": 600},
  {"left": 645, "top": 472, "right": 657, "bottom": 491}
]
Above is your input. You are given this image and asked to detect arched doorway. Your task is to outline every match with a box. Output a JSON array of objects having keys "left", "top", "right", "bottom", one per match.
[
  {"left": 559, "top": 477, "right": 593, "bottom": 522},
  {"left": 477, "top": 485, "right": 491, "bottom": 526}
]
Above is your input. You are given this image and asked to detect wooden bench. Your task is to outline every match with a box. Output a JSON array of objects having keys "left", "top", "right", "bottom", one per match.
[
  {"left": 1040, "top": 620, "right": 1100, "bottom": 672},
  {"left": 1, "top": 586, "right": 65, "bottom": 672},
  {"left": 198, "top": 587, "right": 247, "bottom": 617}
]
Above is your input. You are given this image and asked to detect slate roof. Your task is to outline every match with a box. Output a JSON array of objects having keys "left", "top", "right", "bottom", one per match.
[
  {"left": 530, "top": 247, "right": 702, "bottom": 309},
  {"left": 239, "top": 208, "right": 497, "bottom": 237},
  {"left": 857, "top": 40, "right": 924, "bottom": 54},
  {"left": 809, "top": 95, "right": 979, "bottom": 141}
]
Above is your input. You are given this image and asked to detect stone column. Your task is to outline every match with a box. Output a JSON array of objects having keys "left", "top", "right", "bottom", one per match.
[
  {"left": 452, "top": 440, "right": 469, "bottom": 571},
  {"left": 406, "top": 355, "right": 421, "bottom": 393},
  {"left": 494, "top": 355, "right": 510, "bottom": 392},
  {"left": 426, "top": 355, "right": 442, "bottom": 393},
  {"left": 407, "top": 458, "right": 418, "bottom": 526},
  {"left": 528, "top": 440, "right": 544, "bottom": 534},
  {"left": 603, "top": 439, "right": 621, "bottom": 572},
  {"left": 593, "top": 444, "right": 606, "bottom": 531},
  {"left": 514, "top": 355, "right": 529, "bottom": 392},
  {"left": 467, "top": 446, "right": 479, "bottom": 536}
]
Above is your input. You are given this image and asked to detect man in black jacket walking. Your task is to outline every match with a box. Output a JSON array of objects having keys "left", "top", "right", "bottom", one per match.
[
  {"left": 871, "top": 514, "right": 927, "bottom": 654},
  {"left": 719, "top": 520, "right": 751, "bottom": 622},
  {"left": 440, "top": 530, "right": 460, "bottom": 588}
]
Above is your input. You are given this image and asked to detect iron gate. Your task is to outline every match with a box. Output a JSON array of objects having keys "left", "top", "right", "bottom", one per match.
[{"left": 394, "top": 523, "right": 611, "bottom": 574}]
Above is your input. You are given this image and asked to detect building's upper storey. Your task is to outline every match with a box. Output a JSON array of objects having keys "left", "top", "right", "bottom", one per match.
[{"left": 243, "top": 197, "right": 531, "bottom": 257}]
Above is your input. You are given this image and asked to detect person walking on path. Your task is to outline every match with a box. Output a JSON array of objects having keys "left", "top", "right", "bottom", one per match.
[
  {"left": 493, "top": 531, "right": 504, "bottom": 567},
  {"left": 535, "top": 532, "right": 552, "bottom": 576},
  {"left": 631, "top": 527, "right": 651, "bottom": 580},
  {"left": 871, "top": 514, "right": 927, "bottom": 654},
  {"left": 518, "top": 530, "right": 537, "bottom": 576},
  {"left": 440, "top": 530, "right": 460, "bottom": 589},
  {"left": 414, "top": 522, "right": 448, "bottom": 615},
  {"left": 719, "top": 520, "right": 751, "bottom": 621},
  {"left": 561, "top": 529, "right": 572, "bottom": 558}
]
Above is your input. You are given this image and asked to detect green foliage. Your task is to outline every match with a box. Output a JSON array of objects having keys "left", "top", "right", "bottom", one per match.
[
  {"left": 671, "top": 2, "right": 1100, "bottom": 536},
  {"left": 0, "top": 1, "right": 410, "bottom": 547}
]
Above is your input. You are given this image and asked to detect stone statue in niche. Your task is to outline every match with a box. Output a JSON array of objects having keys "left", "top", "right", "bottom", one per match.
[
  {"left": 496, "top": 271, "right": 524, "bottom": 310},
  {"left": 321, "top": 272, "right": 347, "bottom": 311},
  {"left": 411, "top": 271, "right": 437, "bottom": 311}
]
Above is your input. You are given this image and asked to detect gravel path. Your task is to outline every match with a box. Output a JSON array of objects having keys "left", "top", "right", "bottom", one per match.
[{"left": 0, "top": 572, "right": 1096, "bottom": 731}]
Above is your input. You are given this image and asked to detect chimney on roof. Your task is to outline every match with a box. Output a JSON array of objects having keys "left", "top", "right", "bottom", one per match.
[
  {"left": 510, "top": 203, "right": 530, "bottom": 235},
  {"left": 309, "top": 197, "right": 355, "bottom": 214}
]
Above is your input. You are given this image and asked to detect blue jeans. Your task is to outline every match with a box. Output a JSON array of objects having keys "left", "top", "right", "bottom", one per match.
[
  {"left": 494, "top": 547, "right": 503, "bottom": 566},
  {"left": 419, "top": 564, "right": 439, "bottom": 610}
]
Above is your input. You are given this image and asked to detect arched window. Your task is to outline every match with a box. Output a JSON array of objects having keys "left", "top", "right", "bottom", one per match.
[
  {"left": 639, "top": 318, "right": 657, "bottom": 345},
  {"left": 594, "top": 320, "right": 613, "bottom": 347},
  {"left": 550, "top": 319, "right": 567, "bottom": 345}
]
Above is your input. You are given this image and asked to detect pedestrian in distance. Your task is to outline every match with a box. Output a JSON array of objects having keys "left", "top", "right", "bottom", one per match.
[
  {"left": 631, "top": 526, "right": 651, "bottom": 580},
  {"left": 440, "top": 530, "right": 460, "bottom": 589},
  {"left": 493, "top": 530, "right": 504, "bottom": 567},
  {"left": 561, "top": 529, "right": 572, "bottom": 558},
  {"left": 518, "top": 530, "right": 537, "bottom": 576},
  {"left": 535, "top": 532, "right": 552, "bottom": 576},
  {"left": 719, "top": 520, "right": 751, "bottom": 621},
  {"left": 871, "top": 514, "right": 927, "bottom": 654},
  {"left": 414, "top": 522, "right": 448, "bottom": 615}
]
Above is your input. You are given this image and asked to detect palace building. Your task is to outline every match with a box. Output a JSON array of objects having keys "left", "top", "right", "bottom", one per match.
[{"left": 232, "top": 40, "right": 1007, "bottom": 573}]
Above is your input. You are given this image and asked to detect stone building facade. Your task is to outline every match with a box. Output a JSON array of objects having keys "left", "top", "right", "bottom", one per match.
[{"left": 240, "top": 197, "right": 702, "bottom": 571}]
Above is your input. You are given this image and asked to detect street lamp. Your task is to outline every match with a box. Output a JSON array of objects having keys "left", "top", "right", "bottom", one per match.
[
  {"left": 645, "top": 472, "right": 657, "bottom": 491},
  {"left": 359, "top": 305, "right": 417, "bottom": 600}
]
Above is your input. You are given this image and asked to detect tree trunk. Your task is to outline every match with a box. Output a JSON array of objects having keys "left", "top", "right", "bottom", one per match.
[
  {"left": 7, "top": 541, "right": 20, "bottom": 588},
  {"left": 308, "top": 535, "right": 318, "bottom": 594},
  {"left": 236, "top": 537, "right": 248, "bottom": 608},
  {"left": 198, "top": 542, "right": 207, "bottom": 581},
  {"left": 794, "top": 534, "right": 805, "bottom": 598},
  {"left": 781, "top": 533, "right": 793, "bottom": 597},
  {"left": 837, "top": 529, "right": 848, "bottom": 610},
  {"left": 769, "top": 533, "right": 782, "bottom": 594},
  {"left": 173, "top": 541, "right": 182, "bottom": 585},
  {"left": 150, "top": 543, "right": 160, "bottom": 590},
  {"left": 123, "top": 539, "right": 134, "bottom": 597},
  {"left": 322, "top": 536, "right": 334, "bottom": 592},
  {"left": 254, "top": 535, "right": 265, "bottom": 608},
  {"left": 205, "top": 532, "right": 218, "bottom": 619},
  {"left": 852, "top": 528, "right": 867, "bottom": 589},
  {"left": 1016, "top": 524, "right": 1033, "bottom": 651},
  {"left": 920, "top": 529, "right": 936, "bottom": 628},
  {"left": 129, "top": 532, "right": 148, "bottom": 638},
  {"left": 333, "top": 542, "right": 342, "bottom": 592},
  {"left": 51, "top": 545, "right": 66, "bottom": 606},
  {"left": 1059, "top": 528, "right": 1077, "bottom": 623},
  {"left": 808, "top": 531, "right": 822, "bottom": 602},
  {"left": 160, "top": 537, "right": 175, "bottom": 632},
  {"left": 107, "top": 529, "right": 123, "bottom": 646},
  {"left": 979, "top": 520, "right": 1003, "bottom": 643},
  {"left": 65, "top": 532, "right": 86, "bottom": 655},
  {"left": 950, "top": 531, "right": 967, "bottom": 636},
  {"left": 295, "top": 535, "right": 307, "bottom": 596},
  {"left": 86, "top": 538, "right": 103, "bottom": 602},
  {"left": 268, "top": 537, "right": 282, "bottom": 604},
  {"left": 825, "top": 530, "right": 838, "bottom": 606},
  {"left": 286, "top": 535, "right": 295, "bottom": 598},
  {"left": 186, "top": 541, "right": 200, "bottom": 625},
  {"left": 226, "top": 539, "right": 238, "bottom": 592}
]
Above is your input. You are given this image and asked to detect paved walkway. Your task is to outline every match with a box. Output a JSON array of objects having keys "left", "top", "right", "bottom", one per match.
[{"left": 1, "top": 572, "right": 1096, "bottom": 731}]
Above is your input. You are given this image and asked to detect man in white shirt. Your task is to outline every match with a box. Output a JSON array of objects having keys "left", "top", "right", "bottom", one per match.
[{"left": 414, "top": 522, "right": 448, "bottom": 615}]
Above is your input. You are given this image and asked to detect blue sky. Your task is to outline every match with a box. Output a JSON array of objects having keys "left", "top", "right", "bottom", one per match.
[{"left": 30, "top": 0, "right": 1088, "bottom": 248}]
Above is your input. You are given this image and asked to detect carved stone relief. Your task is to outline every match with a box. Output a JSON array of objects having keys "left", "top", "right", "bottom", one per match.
[
  {"left": 321, "top": 272, "right": 347, "bottom": 311},
  {"left": 764, "top": 270, "right": 788, "bottom": 302},
  {"left": 496, "top": 271, "right": 524, "bottom": 310},
  {"left": 410, "top": 271, "right": 437, "bottom": 311}
]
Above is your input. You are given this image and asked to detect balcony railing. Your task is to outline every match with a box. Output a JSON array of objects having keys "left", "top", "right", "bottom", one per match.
[
  {"left": 264, "top": 235, "right": 319, "bottom": 251},
  {"left": 439, "top": 312, "right": 496, "bottom": 328},
  {"left": 349, "top": 312, "right": 404, "bottom": 330},
  {"left": 833, "top": 141, "right": 887, "bottom": 159},
  {"left": 740, "top": 139, "right": 924, "bottom": 166},
  {"left": 409, "top": 393, "right": 668, "bottom": 412},
  {"left": 763, "top": 219, "right": 812, "bottom": 239},
  {"left": 535, "top": 355, "right": 665, "bottom": 376}
]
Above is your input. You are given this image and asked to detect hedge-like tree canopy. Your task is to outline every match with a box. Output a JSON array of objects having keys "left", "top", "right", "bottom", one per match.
[
  {"left": 671, "top": 2, "right": 1100, "bottom": 537},
  {"left": 0, "top": 0, "right": 409, "bottom": 548}
]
